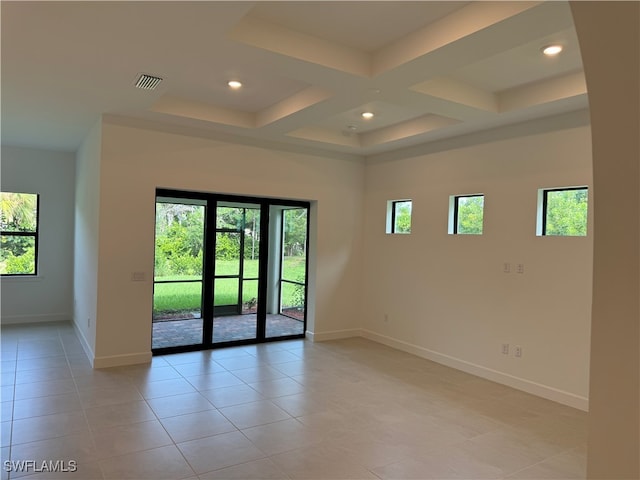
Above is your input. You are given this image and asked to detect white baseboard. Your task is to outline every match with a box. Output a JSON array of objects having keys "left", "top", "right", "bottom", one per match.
[
  {"left": 66, "top": 319, "right": 586, "bottom": 410},
  {"left": 72, "top": 320, "right": 96, "bottom": 367},
  {"left": 306, "top": 328, "right": 361, "bottom": 342},
  {"left": 93, "top": 351, "right": 152, "bottom": 369},
  {"left": 360, "top": 329, "right": 589, "bottom": 412},
  {"left": 1, "top": 313, "right": 71, "bottom": 325},
  {"left": 72, "top": 319, "right": 149, "bottom": 368}
]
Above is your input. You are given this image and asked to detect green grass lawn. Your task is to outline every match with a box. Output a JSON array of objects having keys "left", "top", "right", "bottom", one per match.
[{"left": 153, "top": 257, "right": 306, "bottom": 316}]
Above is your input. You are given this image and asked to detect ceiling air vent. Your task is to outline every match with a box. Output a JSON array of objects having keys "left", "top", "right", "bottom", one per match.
[{"left": 134, "top": 73, "right": 163, "bottom": 90}]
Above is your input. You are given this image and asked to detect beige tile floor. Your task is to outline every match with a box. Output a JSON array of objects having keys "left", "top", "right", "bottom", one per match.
[{"left": 1, "top": 321, "right": 587, "bottom": 479}]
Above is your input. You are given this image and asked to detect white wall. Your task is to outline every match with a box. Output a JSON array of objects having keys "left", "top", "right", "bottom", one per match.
[
  {"left": 90, "top": 120, "right": 364, "bottom": 366},
  {"left": 1, "top": 146, "right": 75, "bottom": 324},
  {"left": 362, "top": 120, "right": 593, "bottom": 409},
  {"left": 73, "top": 121, "right": 102, "bottom": 359},
  {"left": 571, "top": 3, "right": 640, "bottom": 477},
  {"left": 4, "top": 116, "right": 593, "bottom": 413}
]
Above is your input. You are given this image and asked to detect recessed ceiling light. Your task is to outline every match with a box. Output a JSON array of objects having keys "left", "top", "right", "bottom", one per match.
[
  {"left": 361, "top": 112, "right": 374, "bottom": 119},
  {"left": 228, "top": 80, "right": 242, "bottom": 89},
  {"left": 542, "top": 45, "right": 563, "bottom": 56}
]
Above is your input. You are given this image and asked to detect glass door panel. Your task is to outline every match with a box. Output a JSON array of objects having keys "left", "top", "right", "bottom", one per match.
[
  {"left": 242, "top": 279, "right": 259, "bottom": 314},
  {"left": 266, "top": 207, "right": 307, "bottom": 339},
  {"left": 212, "top": 202, "right": 260, "bottom": 344},
  {"left": 215, "top": 232, "right": 241, "bottom": 276},
  {"left": 152, "top": 190, "right": 308, "bottom": 353},
  {"left": 213, "top": 278, "right": 240, "bottom": 309},
  {"left": 152, "top": 200, "right": 206, "bottom": 349},
  {"left": 216, "top": 206, "right": 245, "bottom": 229},
  {"left": 280, "top": 281, "right": 305, "bottom": 320}
]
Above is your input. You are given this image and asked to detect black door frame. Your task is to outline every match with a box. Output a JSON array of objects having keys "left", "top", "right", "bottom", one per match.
[
  {"left": 152, "top": 188, "right": 310, "bottom": 355},
  {"left": 211, "top": 205, "right": 260, "bottom": 318}
]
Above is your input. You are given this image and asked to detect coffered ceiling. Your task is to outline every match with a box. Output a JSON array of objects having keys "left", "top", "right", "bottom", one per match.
[{"left": 1, "top": 1, "right": 587, "bottom": 157}]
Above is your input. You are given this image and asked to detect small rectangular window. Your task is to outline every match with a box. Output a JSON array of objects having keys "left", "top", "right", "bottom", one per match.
[
  {"left": 386, "top": 200, "right": 412, "bottom": 234},
  {"left": 538, "top": 187, "right": 588, "bottom": 236},
  {"left": 0, "top": 192, "right": 39, "bottom": 275},
  {"left": 449, "top": 194, "right": 484, "bottom": 234}
]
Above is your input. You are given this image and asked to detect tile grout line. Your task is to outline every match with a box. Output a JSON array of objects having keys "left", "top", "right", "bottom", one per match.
[
  {"left": 3, "top": 338, "right": 17, "bottom": 480},
  {"left": 2, "top": 323, "right": 588, "bottom": 480},
  {"left": 60, "top": 324, "right": 106, "bottom": 480}
]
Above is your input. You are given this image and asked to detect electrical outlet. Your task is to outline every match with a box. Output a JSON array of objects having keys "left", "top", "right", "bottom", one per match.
[
  {"left": 383, "top": 313, "right": 389, "bottom": 323},
  {"left": 515, "top": 345, "right": 522, "bottom": 357},
  {"left": 501, "top": 343, "right": 509, "bottom": 355},
  {"left": 503, "top": 262, "right": 511, "bottom": 273},
  {"left": 516, "top": 264, "right": 525, "bottom": 274},
  {"left": 132, "top": 271, "right": 146, "bottom": 282}
]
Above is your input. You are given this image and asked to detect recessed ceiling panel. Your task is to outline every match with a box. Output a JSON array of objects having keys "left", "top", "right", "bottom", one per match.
[
  {"left": 311, "top": 101, "right": 431, "bottom": 135},
  {"left": 248, "top": 1, "right": 469, "bottom": 52},
  {"left": 169, "top": 70, "right": 311, "bottom": 114},
  {"left": 448, "top": 27, "right": 583, "bottom": 93},
  {"left": 2, "top": 1, "right": 587, "bottom": 157}
]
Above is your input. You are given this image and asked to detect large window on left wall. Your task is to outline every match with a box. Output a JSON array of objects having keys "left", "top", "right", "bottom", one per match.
[{"left": 0, "top": 192, "right": 39, "bottom": 275}]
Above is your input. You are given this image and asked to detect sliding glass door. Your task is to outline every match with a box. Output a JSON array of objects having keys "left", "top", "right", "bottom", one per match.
[
  {"left": 152, "top": 191, "right": 309, "bottom": 354},
  {"left": 152, "top": 199, "right": 206, "bottom": 350},
  {"left": 266, "top": 207, "right": 307, "bottom": 339},
  {"left": 212, "top": 202, "right": 261, "bottom": 344}
]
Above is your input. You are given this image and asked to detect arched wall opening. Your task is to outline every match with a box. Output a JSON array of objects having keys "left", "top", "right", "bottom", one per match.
[{"left": 570, "top": 2, "right": 639, "bottom": 478}]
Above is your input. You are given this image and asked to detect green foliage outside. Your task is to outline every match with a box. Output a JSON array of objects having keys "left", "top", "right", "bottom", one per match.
[
  {"left": 3, "top": 244, "right": 36, "bottom": 274},
  {"left": 0, "top": 192, "right": 38, "bottom": 274},
  {"left": 215, "top": 233, "right": 241, "bottom": 262},
  {"left": 282, "top": 274, "right": 306, "bottom": 309},
  {"left": 457, "top": 196, "right": 484, "bottom": 234},
  {"left": 155, "top": 203, "right": 205, "bottom": 278},
  {"left": 155, "top": 203, "right": 267, "bottom": 278},
  {"left": 153, "top": 257, "right": 306, "bottom": 318},
  {"left": 154, "top": 202, "right": 308, "bottom": 318},
  {"left": 217, "top": 206, "right": 261, "bottom": 260},
  {"left": 545, "top": 189, "right": 588, "bottom": 236},
  {"left": 394, "top": 201, "right": 412, "bottom": 233},
  {"left": 283, "top": 209, "right": 307, "bottom": 256},
  {"left": 281, "top": 209, "right": 307, "bottom": 318}
]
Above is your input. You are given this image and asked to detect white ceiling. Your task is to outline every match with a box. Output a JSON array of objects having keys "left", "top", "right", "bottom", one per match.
[{"left": 1, "top": 1, "right": 587, "bottom": 157}]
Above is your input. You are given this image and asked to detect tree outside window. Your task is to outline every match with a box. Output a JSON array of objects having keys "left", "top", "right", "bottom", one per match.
[
  {"left": 1, "top": 192, "right": 39, "bottom": 275},
  {"left": 543, "top": 188, "right": 588, "bottom": 236},
  {"left": 392, "top": 200, "right": 412, "bottom": 234},
  {"left": 455, "top": 195, "right": 484, "bottom": 235}
]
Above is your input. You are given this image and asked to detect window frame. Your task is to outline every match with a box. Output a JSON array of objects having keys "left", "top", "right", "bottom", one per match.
[
  {"left": 0, "top": 192, "right": 40, "bottom": 276},
  {"left": 387, "top": 199, "right": 412, "bottom": 234},
  {"left": 278, "top": 207, "right": 308, "bottom": 321},
  {"left": 538, "top": 186, "right": 588, "bottom": 236},
  {"left": 449, "top": 194, "right": 484, "bottom": 235}
]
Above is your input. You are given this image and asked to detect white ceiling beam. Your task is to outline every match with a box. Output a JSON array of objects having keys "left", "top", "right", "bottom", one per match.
[
  {"left": 150, "top": 95, "right": 255, "bottom": 129},
  {"left": 255, "top": 87, "right": 334, "bottom": 128},
  {"left": 229, "top": 15, "right": 371, "bottom": 78},
  {"left": 498, "top": 71, "right": 587, "bottom": 112},
  {"left": 371, "top": 2, "right": 576, "bottom": 87},
  {"left": 360, "top": 114, "right": 461, "bottom": 148},
  {"left": 411, "top": 77, "right": 498, "bottom": 113},
  {"left": 287, "top": 126, "right": 361, "bottom": 148},
  {"left": 373, "top": 1, "right": 542, "bottom": 75}
]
